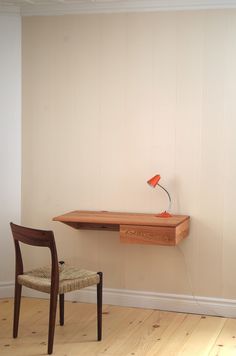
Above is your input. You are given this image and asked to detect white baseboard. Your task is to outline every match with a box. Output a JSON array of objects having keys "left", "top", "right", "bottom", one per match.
[
  {"left": 0, "top": 281, "right": 14, "bottom": 298},
  {"left": 21, "top": 286, "right": 236, "bottom": 318}
]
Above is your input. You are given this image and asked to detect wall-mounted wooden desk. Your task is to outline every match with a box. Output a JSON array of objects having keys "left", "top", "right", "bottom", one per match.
[{"left": 53, "top": 210, "right": 190, "bottom": 246}]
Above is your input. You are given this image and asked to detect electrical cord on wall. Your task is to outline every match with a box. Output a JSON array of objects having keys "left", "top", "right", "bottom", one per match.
[{"left": 176, "top": 244, "right": 223, "bottom": 318}]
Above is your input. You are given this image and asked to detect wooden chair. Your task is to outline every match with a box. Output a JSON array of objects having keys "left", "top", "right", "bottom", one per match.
[{"left": 10, "top": 222, "right": 103, "bottom": 354}]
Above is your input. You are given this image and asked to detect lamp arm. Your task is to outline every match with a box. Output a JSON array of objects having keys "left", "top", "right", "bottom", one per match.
[{"left": 157, "top": 183, "right": 172, "bottom": 212}]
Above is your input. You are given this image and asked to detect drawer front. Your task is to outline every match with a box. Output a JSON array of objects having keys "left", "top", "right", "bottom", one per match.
[{"left": 120, "top": 225, "right": 176, "bottom": 246}]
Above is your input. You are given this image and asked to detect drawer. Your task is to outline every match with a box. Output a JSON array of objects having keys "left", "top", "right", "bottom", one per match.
[{"left": 120, "top": 221, "right": 189, "bottom": 246}]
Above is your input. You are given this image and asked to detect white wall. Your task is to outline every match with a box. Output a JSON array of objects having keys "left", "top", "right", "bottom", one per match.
[
  {"left": 22, "top": 11, "right": 236, "bottom": 315},
  {"left": 0, "top": 13, "right": 21, "bottom": 297}
]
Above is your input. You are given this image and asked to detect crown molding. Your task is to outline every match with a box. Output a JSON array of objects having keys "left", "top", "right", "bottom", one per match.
[
  {"left": 0, "top": 5, "right": 20, "bottom": 15},
  {"left": 0, "top": 1, "right": 236, "bottom": 16},
  {"left": 19, "top": 0, "right": 236, "bottom": 16}
]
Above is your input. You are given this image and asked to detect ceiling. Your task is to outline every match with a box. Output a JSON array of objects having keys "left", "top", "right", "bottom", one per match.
[{"left": 1, "top": 0, "right": 236, "bottom": 15}]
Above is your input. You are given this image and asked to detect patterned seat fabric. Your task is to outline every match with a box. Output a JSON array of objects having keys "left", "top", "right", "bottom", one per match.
[{"left": 17, "top": 264, "right": 100, "bottom": 294}]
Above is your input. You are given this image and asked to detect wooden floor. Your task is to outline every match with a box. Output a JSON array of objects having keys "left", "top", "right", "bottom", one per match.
[{"left": 1, "top": 298, "right": 236, "bottom": 355}]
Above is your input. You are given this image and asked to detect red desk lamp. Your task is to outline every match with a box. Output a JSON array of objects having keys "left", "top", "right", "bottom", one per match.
[{"left": 147, "top": 174, "right": 172, "bottom": 218}]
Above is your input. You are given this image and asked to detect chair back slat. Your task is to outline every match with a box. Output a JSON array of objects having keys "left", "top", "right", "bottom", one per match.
[
  {"left": 10, "top": 223, "right": 59, "bottom": 285},
  {"left": 10, "top": 223, "right": 54, "bottom": 248}
]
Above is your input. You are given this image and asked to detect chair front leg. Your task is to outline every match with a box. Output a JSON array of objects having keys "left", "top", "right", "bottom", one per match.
[
  {"left": 13, "top": 281, "right": 22, "bottom": 338},
  {"left": 59, "top": 294, "right": 64, "bottom": 326},
  {"left": 97, "top": 272, "right": 103, "bottom": 341},
  {"left": 48, "top": 289, "right": 58, "bottom": 355}
]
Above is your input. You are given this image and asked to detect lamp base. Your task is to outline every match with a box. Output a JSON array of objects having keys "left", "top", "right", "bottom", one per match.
[{"left": 155, "top": 211, "right": 172, "bottom": 218}]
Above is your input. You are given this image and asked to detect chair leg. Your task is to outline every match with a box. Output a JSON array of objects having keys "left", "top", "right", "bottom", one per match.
[
  {"left": 48, "top": 290, "right": 58, "bottom": 355},
  {"left": 59, "top": 294, "right": 64, "bottom": 326},
  {"left": 13, "top": 282, "right": 22, "bottom": 338},
  {"left": 97, "top": 272, "right": 103, "bottom": 341}
]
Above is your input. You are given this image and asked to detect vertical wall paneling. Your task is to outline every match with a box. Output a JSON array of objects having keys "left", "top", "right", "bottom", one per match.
[
  {"left": 22, "top": 10, "right": 236, "bottom": 300},
  {"left": 221, "top": 11, "right": 236, "bottom": 298}
]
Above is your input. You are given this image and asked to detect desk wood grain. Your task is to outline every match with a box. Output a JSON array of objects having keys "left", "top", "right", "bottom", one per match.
[{"left": 53, "top": 210, "right": 190, "bottom": 246}]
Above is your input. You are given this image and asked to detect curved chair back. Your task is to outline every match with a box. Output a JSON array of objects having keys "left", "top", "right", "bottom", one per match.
[{"left": 10, "top": 222, "right": 59, "bottom": 287}]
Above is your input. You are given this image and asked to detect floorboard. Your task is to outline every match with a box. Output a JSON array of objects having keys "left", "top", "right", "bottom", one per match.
[{"left": 0, "top": 297, "right": 235, "bottom": 355}]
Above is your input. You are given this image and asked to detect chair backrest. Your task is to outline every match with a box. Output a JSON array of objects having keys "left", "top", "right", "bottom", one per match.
[{"left": 10, "top": 222, "right": 59, "bottom": 291}]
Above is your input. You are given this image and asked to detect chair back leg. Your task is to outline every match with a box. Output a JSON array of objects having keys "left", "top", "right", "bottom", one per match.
[
  {"left": 97, "top": 272, "right": 103, "bottom": 341},
  {"left": 59, "top": 294, "right": 64, "bottom": 326},
  {"left": 13, "top": 282, "right": 22, "bottom": 338}
]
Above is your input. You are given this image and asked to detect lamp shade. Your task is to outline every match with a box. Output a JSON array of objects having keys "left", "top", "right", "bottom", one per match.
[
  {"left": 147, "top": 173, "right": 172, "bottom": 218},
  {"left": 147, "top": 174, "right": 161, "bottom": 188}
]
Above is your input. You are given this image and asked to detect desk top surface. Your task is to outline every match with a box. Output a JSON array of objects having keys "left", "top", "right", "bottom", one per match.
[{"left": 53, "top": 210, "right": 189, "bottom": 227}]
